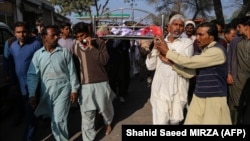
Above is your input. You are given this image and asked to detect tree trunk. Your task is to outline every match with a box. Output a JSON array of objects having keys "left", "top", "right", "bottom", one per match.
[
  {"left": 213, "top": 0, "right": 224, "bottom": 25},
  {"left": 192, "top": 10, "right": 200, "bottom": 20}
]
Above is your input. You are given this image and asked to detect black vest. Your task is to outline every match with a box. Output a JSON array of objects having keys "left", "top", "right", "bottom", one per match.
[{"left": 194, "top": 43, "right": 228, "bottom": 97}]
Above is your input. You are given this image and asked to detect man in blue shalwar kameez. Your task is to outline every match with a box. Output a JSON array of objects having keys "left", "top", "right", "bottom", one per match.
[{"left": 4, "top": 22, "right": 42, "bottom": 141}]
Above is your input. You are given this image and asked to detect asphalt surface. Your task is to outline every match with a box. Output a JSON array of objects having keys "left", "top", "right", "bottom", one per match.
[
  {"left": 0, "top": 75, "right": 152, "bottom": 141},
  {"left": 97, "top": 75, "right": 152, "bottom": 141}
]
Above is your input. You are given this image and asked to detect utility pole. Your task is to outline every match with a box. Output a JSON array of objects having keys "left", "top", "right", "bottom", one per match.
[
  {"left": 174, "top": 0, "right": 181, "bottom": 13},
  {"left": 124, "top": 0, "right": 137, "bottom": 21}
]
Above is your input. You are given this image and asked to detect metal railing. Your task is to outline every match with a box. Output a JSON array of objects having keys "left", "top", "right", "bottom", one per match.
[{"left": 93, "top": 7, "right": 165, "bottom": 40}]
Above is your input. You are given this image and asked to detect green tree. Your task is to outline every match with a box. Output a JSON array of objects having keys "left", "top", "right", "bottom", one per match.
[
  {"left": 49, "top": 0, "right": 110, "bottom": 22},
  {"left": 146, "top": 0, "right": 214, "bottom": 21}
]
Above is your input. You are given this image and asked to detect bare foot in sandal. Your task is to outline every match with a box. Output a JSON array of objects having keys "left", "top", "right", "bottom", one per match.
[{"left": 105, "top": 124, "right": 112, "bottom": 135}]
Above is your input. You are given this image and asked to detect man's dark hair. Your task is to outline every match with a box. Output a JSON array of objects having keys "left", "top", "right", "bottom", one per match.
[
  {"left": 72, "top": 22, "right": 90, "bottom": 34},
  {"left": 210, "top": 19, "right": 225, "bottom": 30},
  {"left": 223, "top": 24, "right": 236, "bottom": 34},
  {"left": 14, "top": 21, "right": 29, "bottom": 32},
  {"left": 197, "top": 22, "right": 218, "bottom": 41},
  {"left": 31, "top": 27, "right": 38, "bottom": 35},
  {"left": 41, "top": 25, "right": 59, "bottom": 38},
  {"left": 60, "top": 22, "right": 71, "bottom": 29},
  {"left": 236, "top": 16, "right": 250, "bottom": 26}
]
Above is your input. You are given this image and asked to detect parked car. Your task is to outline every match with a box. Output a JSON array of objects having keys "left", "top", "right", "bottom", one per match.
[{"left": 0, "top": 22, "right": 14, "bottom": 88}]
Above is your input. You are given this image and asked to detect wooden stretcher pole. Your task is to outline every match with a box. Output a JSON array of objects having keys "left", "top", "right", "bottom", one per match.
[
  {"left": 161, "top": 14, "right": 165, "bottom": 36},
  {"left": 92, "top": 16, "right": 96, "bottom": 36}
]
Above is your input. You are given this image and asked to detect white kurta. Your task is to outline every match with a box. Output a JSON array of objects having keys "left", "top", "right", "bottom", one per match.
[{"left": 146, "top": 37, "right": 194, "bottom": 124}]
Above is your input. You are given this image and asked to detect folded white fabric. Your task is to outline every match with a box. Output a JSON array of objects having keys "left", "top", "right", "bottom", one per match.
[
  {"left": 110, "top": 27, "right": 133, "bottom": 36},
  {"left": 121, "top": 28, "right": 133, "bottom": 36},
  {"left": 110, "top": 27, "right": 120, "bottom": 35}
]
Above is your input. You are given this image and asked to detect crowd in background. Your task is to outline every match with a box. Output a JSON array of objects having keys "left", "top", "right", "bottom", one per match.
[{"left": 2, "top": 12, "right": 250, "bottom": 140}]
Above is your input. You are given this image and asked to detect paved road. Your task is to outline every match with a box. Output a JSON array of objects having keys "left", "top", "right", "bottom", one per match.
[{"left": 0, "top": 75, "right": 152, "bottom": 141}]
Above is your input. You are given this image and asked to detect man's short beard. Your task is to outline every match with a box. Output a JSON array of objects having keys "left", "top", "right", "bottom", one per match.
[
  {"left": 18, "top": 38, "right": 25, "bottom": 42},
  {"left": 171, "top": 33, "right": 181, "bottom": 38}
]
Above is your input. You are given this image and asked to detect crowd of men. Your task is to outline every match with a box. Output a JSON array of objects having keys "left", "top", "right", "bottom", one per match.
[{"left": 2, "top": 13, "right": 250, "bottom": 140}]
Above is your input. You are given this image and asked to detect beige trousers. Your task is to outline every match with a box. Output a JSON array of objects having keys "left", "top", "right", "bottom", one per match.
[{"left": 184, "top": 94, "right": 232, "bottom": 125}]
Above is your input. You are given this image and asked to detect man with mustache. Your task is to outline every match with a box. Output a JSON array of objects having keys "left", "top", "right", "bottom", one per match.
[
  {"left": 155, "top": 21, "right": 232, "bottom": 125},
  {"left": 146, "top": 14, "right": 195, "bottom": 125},
  {"left": 27, "top": 25, "right": 80, "bottom": 140}
]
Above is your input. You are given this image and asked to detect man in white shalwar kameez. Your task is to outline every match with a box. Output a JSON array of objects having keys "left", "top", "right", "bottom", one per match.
[{"left": 146, "top": 14, "right": 195, "bottom": 125}]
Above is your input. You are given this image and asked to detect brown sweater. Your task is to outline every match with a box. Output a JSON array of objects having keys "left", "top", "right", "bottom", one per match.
[{"left": 73, "top": 38, "right": 109, "bottom": 84}]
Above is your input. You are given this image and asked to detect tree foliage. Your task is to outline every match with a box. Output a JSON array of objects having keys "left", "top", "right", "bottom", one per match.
[
  {"left": 49, "top": 0, "right": 250, "bottom": 26},
  {"left": 49, "top": 0, "right": 110, "bottom": 21},
  {"left": 50, "top": 0, "right": 91, "bottom": 15},
  {"left": 148, "top": 0, "right": 250, "bottom": 23},
  {"left": 146, "top": 0, "right": 214, "bottom": 20}
]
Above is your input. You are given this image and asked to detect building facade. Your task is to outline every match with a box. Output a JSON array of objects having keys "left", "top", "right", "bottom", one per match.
[{"left": 0, "top": 0, "right": 70, "bottom": 29}]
